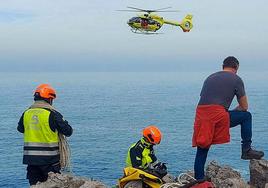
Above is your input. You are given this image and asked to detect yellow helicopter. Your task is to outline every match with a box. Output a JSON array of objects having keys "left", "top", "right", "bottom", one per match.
[{"left": 118, "top": 7, "right": 193, "bottom": 34}]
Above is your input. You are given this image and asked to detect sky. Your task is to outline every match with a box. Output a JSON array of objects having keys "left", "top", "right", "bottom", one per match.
[{"left": 0, "top": 0, "right": 267, "bottom": 72}]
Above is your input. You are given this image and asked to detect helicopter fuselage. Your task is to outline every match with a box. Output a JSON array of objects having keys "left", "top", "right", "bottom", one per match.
[{"left": 127, "top": 14, "right": 164, "bottom": 32}]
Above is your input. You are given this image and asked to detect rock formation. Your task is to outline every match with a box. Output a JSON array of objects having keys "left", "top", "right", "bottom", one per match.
[
  {"left": 31, "top": 172, "right": 108, "bottom": 188},
  {"left": 250, "top": 159, "right": 268, "bottom": 188},
  {"left": 206, "top": 160, "right": 249, "bottom": 188},
  {"left": 31, "top": 159, "right": 268, "bottom": 188}
]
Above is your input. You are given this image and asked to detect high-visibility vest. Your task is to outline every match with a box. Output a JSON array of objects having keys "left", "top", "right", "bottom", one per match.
[
  {"left": 23, "top": 108, "right": 59, "bottom": 165},
  {"left": 126, "top": 139, "right": 154, "bottom": 169}
]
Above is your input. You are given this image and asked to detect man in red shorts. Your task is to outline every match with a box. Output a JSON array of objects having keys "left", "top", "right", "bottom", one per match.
[{"left": 192, "top": 56, "right": 264, "bottom": 180}]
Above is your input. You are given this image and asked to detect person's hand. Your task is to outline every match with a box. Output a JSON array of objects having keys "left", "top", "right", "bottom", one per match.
[
  {"left": 154, "top": 162, "right": 167, "bottom": 171},
  {"left": 233, "top": 105, "right": 247, "bottom": 111}
]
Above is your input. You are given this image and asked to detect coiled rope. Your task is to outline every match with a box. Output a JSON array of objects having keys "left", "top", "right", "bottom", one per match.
[
  {"left": 160, "top": 173, "right": 195, "bottom": 188},
  {"left": 160, "top": 183, "right": 184, "bottom": 188},
  {"left": 160, "top": 174, "right": 217, "bottom": 188},
  {"left": 59, "top": 133, "right": 72, "bottom": 173}
]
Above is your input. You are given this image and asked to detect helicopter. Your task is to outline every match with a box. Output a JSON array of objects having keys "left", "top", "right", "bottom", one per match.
[{"left": 117, "top": 7, "right": 193, "bottom": 34}]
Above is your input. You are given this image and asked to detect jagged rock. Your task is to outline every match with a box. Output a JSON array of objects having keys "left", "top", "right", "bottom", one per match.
[
  {"left": 29, "top": 159, "right": 268, "bottom": 188},
  {"left": 206, "top": 160, "right": 249, "bottom": 188},
  {"left": 31, "top": 172, "right": 108, "bottom": 188},
  {"left": 250, "top": 159, "right": 268, "bottom": 188}
]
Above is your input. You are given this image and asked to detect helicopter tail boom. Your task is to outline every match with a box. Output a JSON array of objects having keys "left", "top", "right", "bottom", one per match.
[{"left": 163, "top": 14, "right": 193, "bottom": 32}]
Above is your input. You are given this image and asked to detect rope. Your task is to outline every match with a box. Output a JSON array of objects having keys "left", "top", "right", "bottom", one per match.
[
  {"left": 160, "top": 183, "right": 184, "bottom": 188},
  {"left": 160, "top": 173, "right": 217, "bottom": 188},
  {"left": 160, "top": 173, "right": 196, "bottom": 188},
  {"left": 59, "top": 133, "right": 72, "bottom": 173}
]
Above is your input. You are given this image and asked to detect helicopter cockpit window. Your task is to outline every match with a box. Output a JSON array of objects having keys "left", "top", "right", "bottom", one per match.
[
  {"left": 129, "top": 17, "right": 140, "bottom": 23},
  {"left": 135, "top": 18, "right": 141, "bottom": 23}
]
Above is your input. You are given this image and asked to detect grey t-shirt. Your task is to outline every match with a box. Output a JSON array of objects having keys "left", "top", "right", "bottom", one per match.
[{"left": 198, "top": 71, "right": 246, "bottom": 109}]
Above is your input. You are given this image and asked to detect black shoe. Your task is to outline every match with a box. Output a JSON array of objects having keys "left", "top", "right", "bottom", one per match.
[{"left": 241, "top": 148, "right": 264, "bottom": 160}]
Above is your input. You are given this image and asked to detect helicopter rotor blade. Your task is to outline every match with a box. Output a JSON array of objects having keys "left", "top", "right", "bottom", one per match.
[
  {"left": 153, "top": 7, "right": 172, "bottom": 11},
  {"left": 127, "top": 6, "right": 148, "bottom": 12},
  {"left": 116, "top": 10, "right": 142, "bottom": 12},
  {"left": 153, "top": 10, "right": 180, "bottom": 12},
  {"left": 118, "top": 6, "right": 179, "bottom": 13}
]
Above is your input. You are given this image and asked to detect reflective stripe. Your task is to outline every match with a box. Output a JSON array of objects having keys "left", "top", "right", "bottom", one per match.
[
  {"left": 151, "top": 160, "right": 159, "bottom": 166},
  {"left": 24, "top": 150, "right": 59, "bottom": 156},
  {"left": 24, "top": 142, "right": 58, "bottom": 147}
]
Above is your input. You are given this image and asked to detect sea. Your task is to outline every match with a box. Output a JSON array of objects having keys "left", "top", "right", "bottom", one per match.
[{"left": 0, "top": 72, "right": 267, "bottom": 187}]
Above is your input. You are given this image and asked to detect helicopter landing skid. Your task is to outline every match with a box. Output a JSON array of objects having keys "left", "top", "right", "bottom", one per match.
[{"left": 130, "top": 28, "right": 163, "bottom": 35}]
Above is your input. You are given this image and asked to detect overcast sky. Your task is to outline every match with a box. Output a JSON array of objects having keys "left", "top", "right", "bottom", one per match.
[{"left": 0, "top": 0, "right": 267, "bottom": 72}]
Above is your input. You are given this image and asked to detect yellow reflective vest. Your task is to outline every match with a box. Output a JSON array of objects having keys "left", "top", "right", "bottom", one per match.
[{"left": 23, "top": 108, "right": 60, "bottom": 165}]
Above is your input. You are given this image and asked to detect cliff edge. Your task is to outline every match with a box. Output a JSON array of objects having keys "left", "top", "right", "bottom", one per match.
[
  {"left": 31, "top": 159, "right": 268, "bottom": 188},
  {"left": 31, "top": 172, "right": 108, "bottom": 188}
]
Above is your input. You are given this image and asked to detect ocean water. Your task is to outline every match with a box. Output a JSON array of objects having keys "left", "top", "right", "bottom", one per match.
[{"left": 0, "top": 72, "right": 267, "bottom": 187}]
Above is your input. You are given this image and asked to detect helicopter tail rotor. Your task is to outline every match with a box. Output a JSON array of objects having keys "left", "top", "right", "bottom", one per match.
[{"left": 179, "top": 14, "right": 193, "bottom": 32}]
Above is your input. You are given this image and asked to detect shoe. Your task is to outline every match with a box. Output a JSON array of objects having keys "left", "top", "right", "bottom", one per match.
[{"left": 241, "top": 148, "right": 264, "bottom": 160}]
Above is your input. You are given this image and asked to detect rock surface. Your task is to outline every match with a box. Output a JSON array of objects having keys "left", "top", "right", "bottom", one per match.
[
  {"left": 31, "top": 172, "right": 108, "bottom": 188},
  {"left": 206, "top": 160, "right": 249, "bottom": 188},
  {"left": 250, "top": 159, "right": 268, "bottom": 188},
  {"left": 31, "top": 159, "right": 268, "bottom": 188}
]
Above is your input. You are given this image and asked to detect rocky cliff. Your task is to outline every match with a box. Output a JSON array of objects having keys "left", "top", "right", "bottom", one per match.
[
  {"left": 31, "top": 173, "right": 108, "bottom": 188},
  {"left": 32, "top": 159, "right": 268, "bottom": 188},
  {"left": 250, "top": 159, "right": 268, "bottom": 188}
]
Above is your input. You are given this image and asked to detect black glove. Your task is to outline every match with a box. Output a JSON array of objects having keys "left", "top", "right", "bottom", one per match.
[
  {"left": 152, "top": 162, "right": 167, "bottom": 178},
  {"left": 154, "top": 162, "right": 167, "bottom": 171}
]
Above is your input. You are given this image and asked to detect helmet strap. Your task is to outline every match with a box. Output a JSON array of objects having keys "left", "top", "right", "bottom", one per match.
[
  {"left": 141, "top": 137, "right": 152, "bottom": 147},
  {"left": 48, "top": 98, "right": 53, "bottom": 105}
]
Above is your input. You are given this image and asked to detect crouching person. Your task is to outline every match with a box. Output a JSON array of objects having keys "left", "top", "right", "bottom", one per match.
[
  {"left": 17, "top": 84, "right": 73, "bottom": 186},
  {"left": 125, "top": 126, "right": 174, "bottom": 185}
]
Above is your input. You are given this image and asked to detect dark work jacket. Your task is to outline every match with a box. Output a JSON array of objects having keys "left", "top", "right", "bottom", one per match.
[
  {"left": 17, "top": 108, "right": 73, "bottom": 165},
  {"left": 129, "top": 139, "right": 157, "bottom": 169}
]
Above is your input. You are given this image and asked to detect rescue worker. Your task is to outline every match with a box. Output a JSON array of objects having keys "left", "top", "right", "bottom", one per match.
[
  {"left": 192, "top": 56, "right": 264, "bottom": 180},
  {"left": 17, "top": 84, "right": 73, "bottom": 185},
  {"left": 126, "top": 125, "right": 167, "bottom": 178}
]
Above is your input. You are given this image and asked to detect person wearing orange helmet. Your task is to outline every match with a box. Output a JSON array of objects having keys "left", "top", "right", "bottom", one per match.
[
  {"left": 125, "top": 125, "right": 168, "bottom": 178},
  {"left": 17, "top": 84, "right": 73, "bottom": 186}
]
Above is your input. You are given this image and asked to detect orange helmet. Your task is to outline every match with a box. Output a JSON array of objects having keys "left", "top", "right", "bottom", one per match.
[
  {"left": 34, "top": 84, "right": 56, "bottom": 99},
  {"left": 143, "top": 125, "right": 162, "bottom": 145}
]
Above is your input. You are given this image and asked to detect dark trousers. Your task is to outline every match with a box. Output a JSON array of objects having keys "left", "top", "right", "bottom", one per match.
[
  {"left": 194, "top": 110, "right": 253, "bottom": 180},
  {"left": 27, "top": 163, "right": 60, "bottom": 185}
]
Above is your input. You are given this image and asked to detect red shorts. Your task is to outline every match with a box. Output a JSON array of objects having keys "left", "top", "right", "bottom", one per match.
[{"left": 192, "top": 105, "right": 230, "bottom": 148}]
